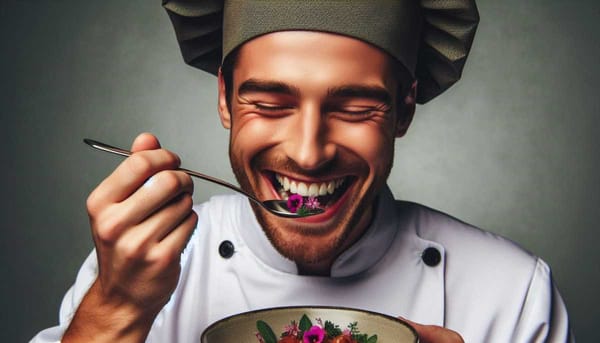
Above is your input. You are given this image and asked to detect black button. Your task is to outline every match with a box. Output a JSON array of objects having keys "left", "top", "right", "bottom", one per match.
[
  {"left": 422, "top": 247, "right": 441, "bottom": 267},
  {"left": 219, "top": 240, "right": 235, "bottom": 258}
]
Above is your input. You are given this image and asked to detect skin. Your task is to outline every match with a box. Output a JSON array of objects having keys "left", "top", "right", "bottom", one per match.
[
  {"left": 62, "top": 134, "right": 197, "bottom": 342},
  {"left": 62, "top": 31, "right": 462, "bottom": 342},
  {"left": 218, "top": 31, "right": 414, "bottom": 275}
]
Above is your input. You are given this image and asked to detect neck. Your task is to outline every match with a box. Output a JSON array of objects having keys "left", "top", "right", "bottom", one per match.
[{"left": 297, "top": 260, "right": 333, "bottom": 276}]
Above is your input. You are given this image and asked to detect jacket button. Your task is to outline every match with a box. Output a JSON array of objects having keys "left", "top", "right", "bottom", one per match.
[
  {"left": 219, "top": 240, "right": 235, "bottom": 258},
  {"left": 422, "top": 247, "right": 441, "bottom": 267}
]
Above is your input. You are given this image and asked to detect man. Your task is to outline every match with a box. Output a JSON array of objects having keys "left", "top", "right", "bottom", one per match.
[{"left": 31, "top": 1, "right": 573, "bottom": 342}]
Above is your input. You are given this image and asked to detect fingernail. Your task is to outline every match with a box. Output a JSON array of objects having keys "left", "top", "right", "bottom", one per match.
[{"left": 144, "top": 176, "right": 155, "bottom": 187}]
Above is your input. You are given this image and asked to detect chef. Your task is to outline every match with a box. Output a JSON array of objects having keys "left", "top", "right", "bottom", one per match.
[{"left": 31, "top": 1, "right": 573, "bottom": 342}]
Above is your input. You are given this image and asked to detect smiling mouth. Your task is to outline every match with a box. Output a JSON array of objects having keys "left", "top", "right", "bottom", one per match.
[{"left": 267, "top": 172, "right": 353, "bottom": 208}]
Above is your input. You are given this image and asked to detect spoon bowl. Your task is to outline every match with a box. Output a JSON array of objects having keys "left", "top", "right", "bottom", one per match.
[{"left": 83, "top": 139, "right": 324, "bottom": 218}]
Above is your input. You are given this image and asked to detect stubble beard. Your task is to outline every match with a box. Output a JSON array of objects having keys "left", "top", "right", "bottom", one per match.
[{"left": 229, "top": 147, "right": 393, "bottom": 266}]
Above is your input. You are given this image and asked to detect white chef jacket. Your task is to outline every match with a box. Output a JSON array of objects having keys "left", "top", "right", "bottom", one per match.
[{"left": 31, "top": 186, "right": 573, "bottom": 342}]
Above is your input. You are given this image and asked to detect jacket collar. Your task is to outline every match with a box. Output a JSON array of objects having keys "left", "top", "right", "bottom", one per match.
[{"left": 237, "top": 185, "right": 403, "bottom": 277}]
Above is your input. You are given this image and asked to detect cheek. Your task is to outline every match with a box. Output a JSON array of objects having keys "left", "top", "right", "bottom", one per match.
[
  {"left": 230, "top": 114, "right": 283, "bottom": 163},
  {"left": 332, "top": 121, "right": 395, "bottom": 172}
]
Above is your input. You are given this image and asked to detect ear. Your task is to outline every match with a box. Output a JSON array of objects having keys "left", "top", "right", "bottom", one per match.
[
  {"left": 395, "top": 80, "right": 417, "bottom": 138},
  {"left": 217, "top": 67, "right": 231, "bottom": 129}
]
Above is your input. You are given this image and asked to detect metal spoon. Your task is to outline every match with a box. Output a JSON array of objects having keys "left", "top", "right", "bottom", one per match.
[{"left": 83, "top": 139, "right": 324, "bottom": 218}]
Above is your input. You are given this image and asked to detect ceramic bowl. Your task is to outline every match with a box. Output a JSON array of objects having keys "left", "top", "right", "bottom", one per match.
[{"left": 201, "top": 306, "right": 418, "bottom": 343}]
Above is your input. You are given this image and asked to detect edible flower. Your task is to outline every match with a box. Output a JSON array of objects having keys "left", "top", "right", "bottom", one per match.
[
  {"left": 287, "top": 194, "right": 303, "bottom": 213},
  {"left": 283, "top": 321, "right": 299, "bottom": 337},
  {"left": 305, "top": 196, "right": 320, "bottom": 210},
  {"left": 303, "top": 325, "right": 326, "bottom": 343}
]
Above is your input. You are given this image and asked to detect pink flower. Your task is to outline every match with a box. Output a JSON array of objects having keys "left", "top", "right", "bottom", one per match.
[
  {"left": 284, "top": 321, "right": 300, "bottom": 337},
  {"left": 305, "top": 196, "right": 320, "bottom": 210},
  {"left": 287, "top": 194, "right": 303, "bottom": 213},
  {"left": 303, "top": 325, "right": 326, "bottom": 343}
]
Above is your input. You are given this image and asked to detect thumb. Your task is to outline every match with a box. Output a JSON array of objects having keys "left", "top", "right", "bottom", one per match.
[
  {"left": 131, "top": 132, "right": 161, "bottom": 153},
  {"left": 398, "top": 317, "right": 463, "bottom": 343}
]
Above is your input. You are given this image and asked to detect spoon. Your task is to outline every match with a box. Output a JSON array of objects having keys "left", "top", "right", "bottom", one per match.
[{"left": 83, "top": 139, "right": 324, "bottom": 218}]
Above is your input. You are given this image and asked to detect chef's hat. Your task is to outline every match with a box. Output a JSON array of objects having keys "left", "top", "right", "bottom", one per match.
[{"left": 163, "top": 0, "right": 479, "bottom": 104}]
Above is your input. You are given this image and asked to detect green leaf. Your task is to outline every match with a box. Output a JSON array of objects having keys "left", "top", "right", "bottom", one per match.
[
  {"left": 367, "top": 334, "right": 378, "bottom": 343},
  {"left": 256, "top": 320, "right": 277, "bottom": 343},
  {"left": 348, "top": 321, "right": 359, "bottom": 334},
  {"left": 324, "top": 320, "right": 342, "bottom": 337},
  {"left": 297, "top": 207, "right": 309, "bottom": 217},
  {"left": 299, "top": 314, "right": 313, "bottom": 331},
  {"left": 353, "top": 333, "right": 368, "bottom": 343}
]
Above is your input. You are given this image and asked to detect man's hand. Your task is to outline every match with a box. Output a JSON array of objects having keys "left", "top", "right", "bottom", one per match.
[
  {"left": 63, "top": 133, "right": 197, "bottom": 343},
  {"left": 403, "top": 319, "right": 464, "bottom": 343}
]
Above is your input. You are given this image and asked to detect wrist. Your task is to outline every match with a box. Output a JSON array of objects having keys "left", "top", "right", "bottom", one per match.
[{"left": 62, "top": 280, "right": 160, "bottom": 343}]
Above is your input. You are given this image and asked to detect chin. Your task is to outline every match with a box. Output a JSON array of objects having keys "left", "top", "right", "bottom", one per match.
[
  {"left": 251, "top": 175, "right": 379, "bottom": 265},
  {"left": 230, "top": 146, "right": 391, "bottom": 266}
]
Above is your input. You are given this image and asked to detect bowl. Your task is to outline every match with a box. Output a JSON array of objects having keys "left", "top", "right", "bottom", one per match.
[{"left": 201, "top": 306, "right": 418, "bottom": 343}]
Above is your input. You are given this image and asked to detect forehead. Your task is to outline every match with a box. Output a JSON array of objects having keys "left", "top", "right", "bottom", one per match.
[{"left": 233, "top": 31, "right": 398, "bottom": 91}]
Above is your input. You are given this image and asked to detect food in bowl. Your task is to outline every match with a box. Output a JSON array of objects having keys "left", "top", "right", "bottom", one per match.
[
  {"left": 201, "top": 307, "right": 417, "bottom": 343},
  {"left": 256, "top": 313, "right": 377, "bottom": 343}
]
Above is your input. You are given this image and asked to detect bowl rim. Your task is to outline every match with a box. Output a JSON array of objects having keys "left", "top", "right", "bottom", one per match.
[{"left": 201, "top": 305, "right": 418, "bottom": 342}]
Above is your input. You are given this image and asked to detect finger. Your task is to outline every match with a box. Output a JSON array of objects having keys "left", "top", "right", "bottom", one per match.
[
  {"left": 126, "top": 192, "right": 194, "bottom": 246},
  {"left": 119, "top": 170, "right": 194, "bottom": 226},
  {"left": 152, "top": 210, "right": 198, "bottom": 261},
  {"left": 403, "top": 320, "right": 463, "bottom": 343},
  {"left": 131, "top": 132, "right": 161, "bottom": 152},
  {"left": 90, "top": 149, "right": 181, "bottom": 205}
]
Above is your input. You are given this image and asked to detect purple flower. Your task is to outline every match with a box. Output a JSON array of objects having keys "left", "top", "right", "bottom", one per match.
[
  {"left": 287, "top": 194, "right": 303, "bottom": 213},
  {"left": 303, "top": 326, "right": 326, "bottom": 343},
  {"left": 305, "top": 196, "right": 320, "bottom": 210}
]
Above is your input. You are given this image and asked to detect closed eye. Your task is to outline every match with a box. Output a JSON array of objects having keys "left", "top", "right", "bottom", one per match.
[
  {"left": 254, "top": 103, "right": 294, "bottom": 111},
  {"left": 250, "top": 102, "right": 296, "bottom": 117},
  {"left": 341, "top": 108, "right": 378, "bottom": 116},
  {"left": 328, "top": 105, "right": 390, "bottom": 121}
]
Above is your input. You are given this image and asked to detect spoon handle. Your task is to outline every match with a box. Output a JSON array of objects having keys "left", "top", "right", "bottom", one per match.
[{"left": 83, "top": 138, "right": 259, "bottom": 205}]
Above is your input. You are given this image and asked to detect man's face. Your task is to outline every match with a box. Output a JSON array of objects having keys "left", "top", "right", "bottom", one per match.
[{"left": 218, "top": 31, "right": 412, "bottom": 272}]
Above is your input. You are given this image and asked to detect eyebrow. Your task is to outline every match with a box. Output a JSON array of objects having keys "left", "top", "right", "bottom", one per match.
[
  {"left": 238, "top": 78, "right": 300, "bottom": 97},
  {"left": 327, "top": 85, "right": 392, "bottom": 106}
]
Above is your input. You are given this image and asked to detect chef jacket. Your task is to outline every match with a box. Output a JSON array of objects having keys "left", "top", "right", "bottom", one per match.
[{"left": 31, "top": 186, "right": 573, "bottom": 342}]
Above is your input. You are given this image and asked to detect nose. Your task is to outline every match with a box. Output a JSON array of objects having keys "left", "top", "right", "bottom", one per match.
[{"left": 283, "top": 104, "right": 336, "bottom": 171}]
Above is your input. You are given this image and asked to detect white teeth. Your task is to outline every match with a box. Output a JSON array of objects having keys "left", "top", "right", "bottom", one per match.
[
  {"left": 275, "top": 173, "right": 346, "bottom": 196},
  {"left": 283, "top": 176, "right": 290, "bottom": 191},
  {"left": 279, "top": 189, "right": 289, "bottom": 200},
  {"left": 327, "top": 181, "right": 335, "bottom": 194},
  {"left": 318, "top": 183, "right": 328, "bottom": 196},
  {"left": 297, "top": 182, "right": 308, "bottom": 196},
  {"left": 290, "top": 181, "right": 297, "bottom": 194},
  {"left": 308, "top": 183, "right": 319, "bottom": 197}
]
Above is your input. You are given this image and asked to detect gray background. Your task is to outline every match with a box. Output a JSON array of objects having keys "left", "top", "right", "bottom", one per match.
[{"left": 1, "top": 0, "right": 598, "bottom": 341}]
